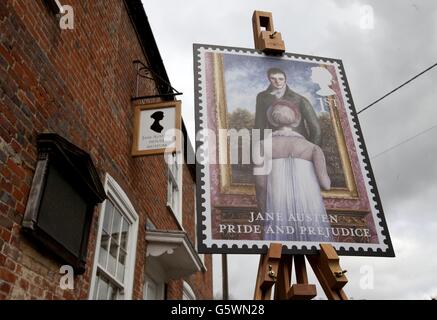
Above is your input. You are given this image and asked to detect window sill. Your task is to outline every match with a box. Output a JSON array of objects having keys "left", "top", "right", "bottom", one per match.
[{"left": 165, "top": 206, "right": 206, "bottom": 272}]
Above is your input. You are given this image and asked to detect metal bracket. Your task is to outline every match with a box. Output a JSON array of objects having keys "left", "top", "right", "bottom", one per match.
[
  {"left": 132, "top": 60, "right": 182, "bottom": 101},
  {"left": 268, "top": 264, "right": 277, "bottom": 281}
]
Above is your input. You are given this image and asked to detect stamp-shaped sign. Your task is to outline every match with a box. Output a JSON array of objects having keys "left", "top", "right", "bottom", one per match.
[
  {"left": 194, "top": 44, "right": 394, "bottom": 257},
  {"left": 132, "top": 100, "right": 181, "bottom": 156}
]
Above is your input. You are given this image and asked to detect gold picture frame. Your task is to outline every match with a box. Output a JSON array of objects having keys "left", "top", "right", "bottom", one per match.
[{"left": 212, "top": 53, "right": 357, "bottom": 199}]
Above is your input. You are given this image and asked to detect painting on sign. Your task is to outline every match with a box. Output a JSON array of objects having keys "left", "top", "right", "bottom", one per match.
[
  {"left": 132, "top": 101, "right": 181, "bottom": 156},
  {"left": 193, "top": 44, "right": 394, "bottom": 257}
]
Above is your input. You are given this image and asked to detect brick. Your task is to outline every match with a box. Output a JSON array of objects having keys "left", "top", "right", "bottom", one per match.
[
  {"left": 0, "top": 191, "right": 14, "bottom": 207},
  {"left": 20, "top": 149, "right": 35, "bottom": 170},
  {"left": 0, "top": 44, "right": 14, "bottom": 68},
  {"left": 15, "top": 202, "right": 26, "bottom": 215},
  {"left": 63, "top": 291, "right": 75, "bottom": 300},
  {"left": 7, "top": 208, "right": 22, "bottom": 225},
  {"left": 0, "top": 116, "right": 14, "bottom": 144},
  {"left": 0, "top": 228, "right": 11, "bottom": 243},
  {"left": 9, "top": 139, "right": 22, "bottom": 156},
  {"left": 2, "top": 243, "right": 20, "bottom": 261},
  {"left": 10, "top": 285, "right": 28, "bottom": 299},
  {"left": 11, "top": 187, "right": 24, "bottom": 202},
  {"left": 0, "top": 1, "right": 9, "bottom": 21},
  {"left": 0, "top": 178, "right": 13, "bottom": 194},
  {"left": 4, "top": 258, "right": 16, "bottom": 271},
  {"left": 18, "top": 278, "right": 29, "bottom": 291},
  {"left": 0, "top": 148, "right": 7, "bottom": 165},
  {"left": 44, "top": 290, "right": 53, "bottom": 300},
  {"left": 15, "top": 264, "right": 21, "bottom": 275},
  {"left": 29, "top": 284, "right": 44, "bottom": 298},
  {"left": 0, "top": 268, "right": 17, "bottom": 283},
  {"left": 8, "top": 173, "right": 23, "bottom": 191},
  {"left": 0, "top": 55, "right": 7, "bottom": 71},
  {"left": 0, "top": 280, "right": 11, "bottom": 294},
  {"left": 34, "top": 275, "right": 43, "bottom": 287},
  {"left": 1, "top": 101, "right": 18, "bottom": 125},
  {"left": 7, "top": 159, "right": 25, "bottom": 179}
]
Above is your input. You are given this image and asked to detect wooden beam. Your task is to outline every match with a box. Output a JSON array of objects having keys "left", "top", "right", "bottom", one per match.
[
  {"left": 254, "top": 243, "right": 282, "bottom": 300},
  {"left": 307, "top": 244, "right": 348, "bottom": 300},
  {"left": 274, "top": 255, "right": 292, "bottom": 299},
  {"left": 288, "top": 255, "right": 317, "bottom": 300}
]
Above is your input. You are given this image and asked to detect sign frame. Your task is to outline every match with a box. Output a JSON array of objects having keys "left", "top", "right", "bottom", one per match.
[
  {"left": 132, "top": 100, "right": 181, "bottom": 156},
  {"left": 194, "top": 43, "right": 394, "bottom": 257}
]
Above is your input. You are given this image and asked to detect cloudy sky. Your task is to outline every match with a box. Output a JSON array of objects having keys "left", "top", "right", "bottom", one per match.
[{"left": 142, "top": 0, "right": 437, "bottom": 299}]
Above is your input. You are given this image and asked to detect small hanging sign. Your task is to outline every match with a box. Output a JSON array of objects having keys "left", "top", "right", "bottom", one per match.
[{"left": 132, "top": 100, "right": 181, "bottom": 156}]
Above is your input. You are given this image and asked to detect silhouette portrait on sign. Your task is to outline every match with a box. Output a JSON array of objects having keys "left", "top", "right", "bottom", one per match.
[{"left": 150, "top": 111, "right": 164, "bottom": 133}]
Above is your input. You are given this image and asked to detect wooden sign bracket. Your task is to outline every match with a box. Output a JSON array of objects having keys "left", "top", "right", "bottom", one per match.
[
  {"left": 252, "top": 11, "right": 285, "bottom": 54},
  {"left": 254, "top": 243, "right": 348, "bottom": 300}
]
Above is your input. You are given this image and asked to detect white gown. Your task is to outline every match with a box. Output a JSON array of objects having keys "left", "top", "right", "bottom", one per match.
[{"left": 264, "top": 157, "right": 332, "bottom": 242}]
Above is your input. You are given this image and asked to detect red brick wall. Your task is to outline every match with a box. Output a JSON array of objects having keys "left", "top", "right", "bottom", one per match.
[
  {"left": 180, "top": 164, "right": 213, "bottom": 300},
  {"left": 0, "top": 0, "right": 212, "bottom": 300}
]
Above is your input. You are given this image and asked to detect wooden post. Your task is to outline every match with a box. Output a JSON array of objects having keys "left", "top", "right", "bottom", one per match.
[
  {"left": 254, "top": 244, "right": 348, "bottom": 300},
  {"left": 273, "top": 254, "right": 292, "bottom": 299},
  {"left": 287, "top": 255, "right": 317, "bottom": 300},
  {"left": 306, "top": 244, "right": 348, "bottom": 300},
  {"left": 254, "top": 243, "right": 282, "bottom": 300}
]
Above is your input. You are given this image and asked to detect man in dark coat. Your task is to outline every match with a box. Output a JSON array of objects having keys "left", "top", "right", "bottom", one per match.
[{"left": 254, "top": 67, "right": 321, "bottom": 145}]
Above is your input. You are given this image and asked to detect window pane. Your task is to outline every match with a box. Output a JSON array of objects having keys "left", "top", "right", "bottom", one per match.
[
  {"left": 167, "top": 179, "right": 173, "bottom": 205},
  {"left": 108, "top": 238, "right": 119, "bottom": 276},
  {"left": 117, "top": 291, "right": 125, "bottom": 300},
  {"left": 117, "top": 249, "right": 126, "bottom": 282},
  {"left": 97, "top": 276, "right": 109, "bottom": 300},
  {"left": 103, "top": 201, "right": 114, "bottom": 233},
  {"left": 108, "top": 283, "right": 120, "bottom": 300},
  {"left": 144, "top": 279, "right": 157, "bottom": 300},
  {"left": 111, "top": 209, "right": 122, "bottom": 243},
  {"left": 93, "top": 278, "right": 99, "bottom": 300},
  {"left": 95, "top": 273, "right": 122, "bottom": 300},
  {"left": 107, "top": 283, "right": 113, "bottom": 300},
  {"left": 99, "top": 230, "right": 110, "bottom": 267},
  {"left": 120, "top": 218, "right": 129, "bottom": 251},
  {"left": 172, "top": 186, "right": 179, "bottom": 213}
]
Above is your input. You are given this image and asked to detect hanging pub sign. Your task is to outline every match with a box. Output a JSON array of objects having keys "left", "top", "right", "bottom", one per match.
[
  {"left": 132, "top": 100, "right": 181, "bottom": 156},
  {"left": 194, "top": 44, "right": 394, "bottom": 257}
]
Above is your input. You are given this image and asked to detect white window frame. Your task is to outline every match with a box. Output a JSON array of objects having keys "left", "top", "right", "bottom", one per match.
[
  {"left": 182, "top": 281, "right": 197, "bottom": 300},
  {"left": 89, "top": 174, "right": 139, "bottom": 300},
  {"left": 166, "top": 152, "right": 183, "bottom": 225},
  {"left": 143, "top": 260, "right": 166, "bottom": 300}
]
